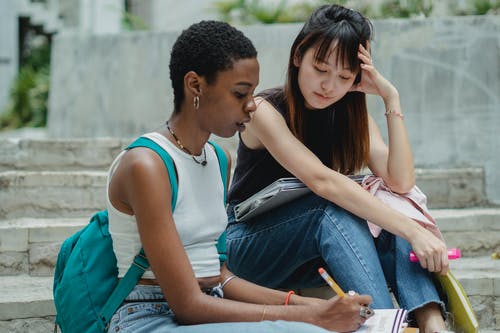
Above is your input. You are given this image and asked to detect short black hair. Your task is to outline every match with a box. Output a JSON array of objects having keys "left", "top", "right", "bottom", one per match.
[{"left": 169, "top": 20, "right": 257, "bottom": 112}]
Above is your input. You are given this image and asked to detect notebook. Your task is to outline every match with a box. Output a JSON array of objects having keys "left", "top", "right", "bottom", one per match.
[
  {"left": 233, "top": 176, "right": 365, "bottom": 222},
  {"left": 357, "top": 309, "right": 408, "bottom": 333},
  {"left": 233, "top": 177, "right": 310, "bottom": 222},
  {"left": 436, "top": 271, "right": 479, "bottom": 333}
]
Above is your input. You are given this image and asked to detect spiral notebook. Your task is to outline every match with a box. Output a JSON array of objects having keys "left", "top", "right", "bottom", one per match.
[{"left": 357, "top": 309, "right": 408, "bottom": 333}]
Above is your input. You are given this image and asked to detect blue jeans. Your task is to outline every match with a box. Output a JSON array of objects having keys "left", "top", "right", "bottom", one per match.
[
  {"left": 108, "top": 285, "right": 332, "bottom": 333},
  {"left": 226, "top": 193, "right": 444, "bottom": 319}
]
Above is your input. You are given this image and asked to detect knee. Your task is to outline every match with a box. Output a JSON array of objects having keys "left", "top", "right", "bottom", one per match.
[
  {"left": 316, "top": 198, "right": 363, "bottom": 224},
  {"left": 314, "top": 201, "right": 373, "bottom": 239}
]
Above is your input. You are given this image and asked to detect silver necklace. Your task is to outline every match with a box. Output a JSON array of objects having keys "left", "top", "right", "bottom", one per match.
[{"left": 166, "top": 121, "right": 207, "bottom": 166}]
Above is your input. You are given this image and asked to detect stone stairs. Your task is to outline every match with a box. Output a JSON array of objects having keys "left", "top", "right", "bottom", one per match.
[{"left": 0, "top": 137, "right": 499, "bottom": 332}]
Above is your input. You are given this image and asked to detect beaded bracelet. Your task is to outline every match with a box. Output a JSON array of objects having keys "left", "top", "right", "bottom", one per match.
[
  {"left": 385, "top": 109, "right": 404, "bottom": 119},
  {"left": 284, "top": 290, "right": 295, "bottom": 306}
]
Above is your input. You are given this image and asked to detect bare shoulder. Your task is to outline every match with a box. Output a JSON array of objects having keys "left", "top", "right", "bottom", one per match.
[
  {"left": 120, "top": 147, "right": 167, "bottom": 178},
  {"left": 114, "top": 147, "right": 172, "bottom": 199},
  {"left": 109, "top": 147, "right": 172, "bottom": 214},
  {"left": 242, "top": 97, "right": 289, "bottom": 149}
]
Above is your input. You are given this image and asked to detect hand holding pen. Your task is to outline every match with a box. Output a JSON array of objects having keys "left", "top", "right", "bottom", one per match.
[
  {"left": 318, "top": 267, "right": 374, "bottom": 320},
  {"left": 409, "top": 248, "right": 461, "bottom": 262}
]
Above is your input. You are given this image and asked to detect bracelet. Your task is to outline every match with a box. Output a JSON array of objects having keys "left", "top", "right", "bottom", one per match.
[
  {"left": 284, "top": 290, "right": 295, "bottom": 306},
  {"left": 221, "top": 275, "right": 237, "bottom": 289},
  {"left": 261, "top": 305, "right": 267, "bottom": 321},
  {"left": 385, "top": 109, "right": 404, "bottom": 119}
]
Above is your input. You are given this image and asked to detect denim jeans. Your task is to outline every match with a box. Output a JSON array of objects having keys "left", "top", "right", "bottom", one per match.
[
  {"left": 108, "top": 285, "right": 332, "bottom": 333},
  {"left": 226, "top": 193, "right": 445, "bottom": 319}
]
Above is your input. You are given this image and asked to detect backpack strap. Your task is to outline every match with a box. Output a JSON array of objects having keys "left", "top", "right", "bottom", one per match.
[
  {"left": 99, "top": 136, "right": 179, "bottom": 326},
  {"left": 208, "top": 140, "right": 228, "bottom": 201},
  {"left": 208, "top": 140, "right": 229, "bottom": 263},
  {"left": 99, "top": 249, "right": 150, "bottom": 326},
  {"left": 127, "top": 137, "right": 179, "bottom": 210}
]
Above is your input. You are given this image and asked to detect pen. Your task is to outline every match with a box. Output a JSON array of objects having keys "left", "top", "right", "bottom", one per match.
[
  {"left": 318, "top": 267, "right": 345, "bottom": 297},
  {"left": 409, "top": 248, "right": 461, "bottom": 262}
]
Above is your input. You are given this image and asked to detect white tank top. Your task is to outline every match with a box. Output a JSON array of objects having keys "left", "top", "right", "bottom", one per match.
[{"left": 107, "top": 132, "right": 227, "bottom": 279}]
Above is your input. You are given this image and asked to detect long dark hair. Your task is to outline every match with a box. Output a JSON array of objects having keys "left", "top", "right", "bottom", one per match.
[{"left": 284, "top": 5, "right": 372, "bottom": 174}]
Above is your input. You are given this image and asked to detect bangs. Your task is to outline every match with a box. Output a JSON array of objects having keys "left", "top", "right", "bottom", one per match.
[{"left": 312, "top": 21, "right": 364, "bottom": 72}]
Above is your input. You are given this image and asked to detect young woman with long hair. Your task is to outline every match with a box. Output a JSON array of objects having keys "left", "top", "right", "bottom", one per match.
[{"left": 225, "top": 5, "right": 449, "bottom": 333}]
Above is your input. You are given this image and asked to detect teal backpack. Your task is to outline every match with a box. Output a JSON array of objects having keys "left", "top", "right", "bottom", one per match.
[{"left": 53, "top": 136, "right": 228, "bottom": 332}]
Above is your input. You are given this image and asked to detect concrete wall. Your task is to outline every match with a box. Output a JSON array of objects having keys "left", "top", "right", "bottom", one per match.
[
  {"left": 128, "top": 0, "right": 219, "bottom": 31},
  {"left": 0, "top": 0, "right": 19, "bottom": 114},
  {"left": 47, "top": 16, "right": 500, "bottom": 204},
  {"left": 79, "top": 0, "right": 123, "bottom": 35}
]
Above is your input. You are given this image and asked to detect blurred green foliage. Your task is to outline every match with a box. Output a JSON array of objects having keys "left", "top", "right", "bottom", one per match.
[
  {"left": 379, "top": 0, "right": 433, "bottom": 18},
  {"left": 214, "top": 0, "right": 315, "bottom": 24},
  {"left": 215, "top": 0, "right": 498, "bottom": 24},
  {"left": 122, "top": 10, "right": 149, "bottom": 30},
  {"left": 471, "top": 0, "right": 500, "bottom": 14},
  {"left": 1, "top": 40, "right": 50, "bottom": 130}
]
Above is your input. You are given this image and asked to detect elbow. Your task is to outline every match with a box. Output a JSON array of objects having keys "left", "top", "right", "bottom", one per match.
[
  {"left": 173, "top": 311, "right": 193, "bottom": 325},
  {"left": 388, "top": 177, "right": 416, "bottom": 194},
  {"left": 306, "top": 172, "right": 342, "bottom": 199},
  {"left": 169, "top": 300, "right": 194, "bottom": 324},
  {"left": 168, "top": 293, "right": 206, "bottom": 325}
]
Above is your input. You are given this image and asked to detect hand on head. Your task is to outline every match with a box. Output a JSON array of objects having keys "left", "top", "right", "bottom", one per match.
[{"left": 348, "top": 44, "right": 398, "bottom": 101}]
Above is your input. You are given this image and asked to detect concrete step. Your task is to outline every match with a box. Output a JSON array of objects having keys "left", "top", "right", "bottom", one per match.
[
  {"left": 0, "top": 137, "right": 126, "bottom": 172},
  {"left": 0, "top": 256, "right": 497, "bottom": 331},
  {"left": 0, "top": 136, "right": 488, "bottom": 208},
  {"left": 433, "top": 208, "right": 500, "bottom": 257},
  {"left": 0, "top": 136, "right": 232, "bottom": 172},
  {"left": 0, "top": 167, "right": 489, "bottom": 219},
  {"left": 0, "top": 208, "right": 498, "bottom": 276},
  {"left": 416, "top": 167, "right": 487, "bottom": 208},
  {"left": 0, "top": 275, "right": 54, "bottom": 321},
  {"left": 0, "top": 170, "right": 106, "bottom": 219},
  {"left": 0, "top": 217, "right": 87, "bottom": 276},
  {"left": 0, "top": 275, "right": 55, "bottom": 333},
  {"left": 449, "top": 257, "right": 500, "bottom": 330}
]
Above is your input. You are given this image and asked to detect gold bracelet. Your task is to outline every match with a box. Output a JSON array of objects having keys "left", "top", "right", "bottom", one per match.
[
  {"left": 384, "top": 109, "right": 404, "bottom": 119},
  {"left": 221, "top": 275, "right": 237, "bottom": 290},
  {"left": 260, "top": 305, "right": 267, "bottom": 321}
]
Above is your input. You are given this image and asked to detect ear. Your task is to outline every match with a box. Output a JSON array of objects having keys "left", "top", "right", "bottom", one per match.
[
  {"left": 184, "top": 71, "right": 203, "bottom": 97},
  {"left": 293, "top": 51, "right": 302, "bottom": 67}
]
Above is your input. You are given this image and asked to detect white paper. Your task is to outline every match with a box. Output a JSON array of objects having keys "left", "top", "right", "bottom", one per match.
[{"left": 356, "top": 309, "right": 408, "bottom": 333}]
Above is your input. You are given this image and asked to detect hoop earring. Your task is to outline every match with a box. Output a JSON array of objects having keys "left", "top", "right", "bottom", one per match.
[{"left": 193, "top": 96, "right": 200, "bottom": 110}]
